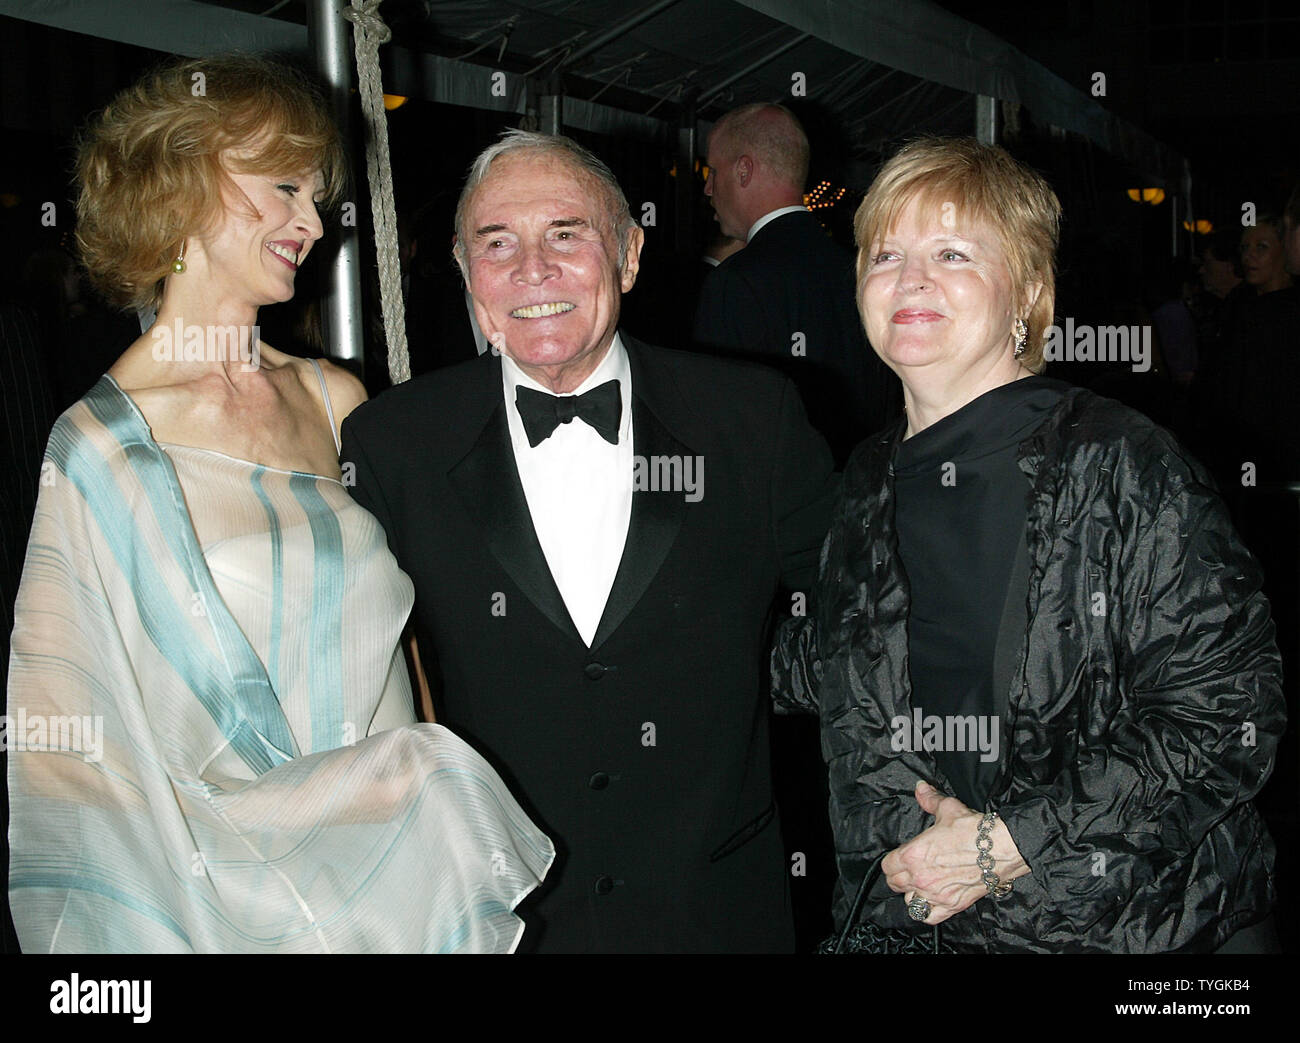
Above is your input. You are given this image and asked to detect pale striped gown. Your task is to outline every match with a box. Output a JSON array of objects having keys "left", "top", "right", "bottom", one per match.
[{"left": 7, "top": 373, "right": 553, "bottom": 952}]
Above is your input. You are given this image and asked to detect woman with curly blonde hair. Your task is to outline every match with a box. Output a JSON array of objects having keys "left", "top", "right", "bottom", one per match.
[{"left": 7, "top": 54, "right": 551, "bottom": 953}]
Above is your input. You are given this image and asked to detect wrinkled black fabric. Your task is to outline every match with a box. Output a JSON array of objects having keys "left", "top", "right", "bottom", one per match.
[
  {"left": 893, "top": 377, "right": 1068, "bottom": 809},
  {"left": 773, "top": 387, "right": 1285, "bottom": 953}
]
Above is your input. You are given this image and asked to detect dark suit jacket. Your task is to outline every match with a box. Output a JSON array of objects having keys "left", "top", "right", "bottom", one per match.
[
  {"left": 693, "top": 209, "right": 899, "bottom": 465},
  {"left": 341, "top": 334, "right": 837, "bottom": 952}
]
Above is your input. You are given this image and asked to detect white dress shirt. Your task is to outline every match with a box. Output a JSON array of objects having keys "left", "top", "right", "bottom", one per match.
[
  {"left": 502, "top": 334, "right": 634, "bottom": 646},
  {"left": 746, "top": 205, "right": 808, "bottom": 243}
]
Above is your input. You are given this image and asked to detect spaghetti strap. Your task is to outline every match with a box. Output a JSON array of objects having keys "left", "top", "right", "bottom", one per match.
[{"left": 309, "top": 357, "right": 341, "bottom": 455}]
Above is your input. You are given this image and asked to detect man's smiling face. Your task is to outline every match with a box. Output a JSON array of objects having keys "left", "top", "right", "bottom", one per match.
[{"left": 464, "top": 151, "right": 644, "bottom": 392}]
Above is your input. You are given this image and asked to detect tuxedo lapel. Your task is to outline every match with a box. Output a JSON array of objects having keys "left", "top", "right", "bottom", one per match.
[
  {"left": 590, "top": 342, "right": 692, "bottom": 650},
  {"left": 448, "top": 399, "right": 584, "bottom": 645}
]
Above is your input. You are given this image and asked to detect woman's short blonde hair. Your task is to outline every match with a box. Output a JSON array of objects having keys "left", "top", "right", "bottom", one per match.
[
  {"left": 853, "top": 137, "right": 1061, "bottom": 372},
  {"left": 76, "top": 54, "right": 346, "bottom": 312}
]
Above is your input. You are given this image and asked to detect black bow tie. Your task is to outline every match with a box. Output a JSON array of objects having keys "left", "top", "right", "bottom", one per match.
[{"left": 515, "top": 379, "right": 622, "bottom": 448}]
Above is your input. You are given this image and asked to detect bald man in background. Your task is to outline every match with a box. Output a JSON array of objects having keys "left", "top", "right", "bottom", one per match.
[{"left": 693, "top": 103, "right": 896, "bottom": 465}]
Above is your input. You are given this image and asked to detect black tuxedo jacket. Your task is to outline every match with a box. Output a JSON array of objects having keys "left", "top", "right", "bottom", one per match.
[
  {"left": 693, "top": 209, "right": 899, "bottom": 465},
  {"left": 341, "top": 334, "right": 837, "bottom": 952}
]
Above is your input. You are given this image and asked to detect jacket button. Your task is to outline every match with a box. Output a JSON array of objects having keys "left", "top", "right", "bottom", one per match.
[
  {"left": 588, "top": 771, "right": 610, "bottom": 790},
  {"left": 584, "top": 662, "right": 607, "bottom": 680},
  {"left": 594, "top": 875, "right": 615, "bottom": 895}
]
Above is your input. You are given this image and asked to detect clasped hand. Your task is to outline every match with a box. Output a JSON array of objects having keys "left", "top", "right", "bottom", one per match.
[{"left": 881, "top": 780, "right": 1029, "bottom": 925}]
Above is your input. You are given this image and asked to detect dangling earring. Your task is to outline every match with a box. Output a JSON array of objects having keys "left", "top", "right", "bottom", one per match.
[
  {"left": 1013, "top": 317, "right": 1028, "bottom": 358},
  {"left": 172, "top": 241, "right": 187, "bottom": 274}
]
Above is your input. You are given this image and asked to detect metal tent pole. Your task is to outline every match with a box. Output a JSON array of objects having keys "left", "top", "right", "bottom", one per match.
[
  {"left": 308, "top": 0, "right": 364, "bottom": 369},
  {"left": 975, "top": 94, "right": 998, "bottom": 145}
]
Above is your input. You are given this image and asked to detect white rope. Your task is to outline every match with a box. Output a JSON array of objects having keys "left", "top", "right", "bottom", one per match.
[{"left": 342, "top": 0, "right": 410, "bottom": 384}]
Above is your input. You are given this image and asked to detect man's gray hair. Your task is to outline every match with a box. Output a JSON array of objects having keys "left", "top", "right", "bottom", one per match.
[{"left": 452, "top": 129, "right": 639, "bottom": 278}]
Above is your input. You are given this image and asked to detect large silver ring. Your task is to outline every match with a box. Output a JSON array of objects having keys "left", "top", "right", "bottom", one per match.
[{"left": 906, "top": 895, "right": 931, "bottom": 922}]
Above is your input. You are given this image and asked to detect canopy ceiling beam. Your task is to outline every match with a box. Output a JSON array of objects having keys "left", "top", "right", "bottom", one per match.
[
  {"left": 0, "top": 0, "right": 1186, "bottom": 182},
  {"left": 697, "top": 31, "right": 811, "bottom": 107},
  {"left": 562, "top": 0, "right": 683, "bottom": 69},
  {"left": 735, "top": 0, "right": 1184, "bottom": 184},
  {"left": 0, "top": 0, "right": 304, "bottom": 55},
  {"left": 0, "top": 0, "right": 667, "bottom": 140}
]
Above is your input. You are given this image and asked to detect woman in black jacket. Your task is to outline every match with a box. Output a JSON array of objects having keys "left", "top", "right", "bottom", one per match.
[{"left": 774, "top": 137, "right": 1285, "bottom": 953}]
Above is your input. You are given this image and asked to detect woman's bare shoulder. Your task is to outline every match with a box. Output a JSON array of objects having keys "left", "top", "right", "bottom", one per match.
[{"left": 308, "top": 356, "right": 368, "bottom": 423}]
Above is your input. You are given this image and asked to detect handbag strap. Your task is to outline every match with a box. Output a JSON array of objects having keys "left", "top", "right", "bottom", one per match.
[
  {"left": 832, "top": 854, "right": 883, "bottom": 953},
  {"left": 832, "top": 852, "right": 942, "bottom": 954}
]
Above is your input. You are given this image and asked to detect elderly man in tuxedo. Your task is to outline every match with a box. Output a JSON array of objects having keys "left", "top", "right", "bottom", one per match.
[{"left": 342, "top": 130, "right": 836, "bottom": 952}]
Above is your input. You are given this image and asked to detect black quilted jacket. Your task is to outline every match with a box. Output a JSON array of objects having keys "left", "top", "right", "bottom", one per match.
[{"left": 773, "top": 387, "right": 1284, "bottom": 952}]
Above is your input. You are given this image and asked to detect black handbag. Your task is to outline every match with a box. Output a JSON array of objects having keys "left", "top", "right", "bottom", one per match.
[{"left": 818, "top": 854, "right": 957, "bottom": 954}]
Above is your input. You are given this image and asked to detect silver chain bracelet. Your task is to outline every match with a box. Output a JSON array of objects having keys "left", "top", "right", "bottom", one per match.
[{"left": 977, "top": 811, "right": 1014, "bottom": 899}]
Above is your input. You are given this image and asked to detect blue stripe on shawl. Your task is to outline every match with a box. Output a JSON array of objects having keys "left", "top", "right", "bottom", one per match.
[
  {"left": 250, "top": 467, "right": 285, "bottom": 698},
  {"left": 65, "top": 378, "right": 298, "bottom": 773},
  {"left": 289, "top": 474, "right": 346, "bottom": 754},
  {"left": 14, "top": 869, "right": 194, "bottom": 948}
]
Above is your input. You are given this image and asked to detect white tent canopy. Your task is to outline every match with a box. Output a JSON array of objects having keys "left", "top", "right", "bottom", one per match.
[
  {"left": 0, "top": 0, "right": 1185, "bottom": 183},
  {"left": 0, "top": 0, "right": 1192, "bottom": 372}
]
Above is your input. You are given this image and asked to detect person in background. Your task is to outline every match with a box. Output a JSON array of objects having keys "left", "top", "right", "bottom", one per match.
[
  {"left": 1187, "top": 231, "right": 1255, "bottom": 483},
  {"left": 702, "top": 230, "right": 745, "bottom": 269},
  {"left": 1148, "top": 260, "right": 1198, "bottom": 388},
  {"left": 1283, "top": 183, "right": 1300, "bottom": 276},
  {"left": 773, "top": 136, "right": 1284, "bottom": 953},
  {"left": 1202, "top": 232, "right": 1244, "bottom": 296},
  {"left": 677, "top": 231, "right": 746, "bottom": 366},
  {"left": 1191, "top": 231, "right": 1248, "bottom": 376},
  {"left": 1225, "top": 210, "right": 1300, "bottom": 480},
  {"left": 693, "top": 102, "right": 897, "bottom": 465},
  {"left": 1240, "top": 215, "right": 1293, "bottom": 298}
]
